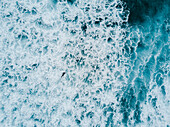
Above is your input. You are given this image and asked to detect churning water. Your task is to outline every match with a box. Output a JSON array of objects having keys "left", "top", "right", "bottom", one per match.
[{"left": 0, "top": 0, "right": 169, "bottom": 126}]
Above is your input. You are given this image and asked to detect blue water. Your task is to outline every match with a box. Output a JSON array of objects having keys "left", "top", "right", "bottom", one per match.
[{"left": 0, "top": 0, "right": 169, "bottom": 126}]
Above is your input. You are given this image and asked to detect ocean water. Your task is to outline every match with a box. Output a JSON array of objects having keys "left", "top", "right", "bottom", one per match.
[{"left": 0, "top": 0, "right": 169, "bottom": 126}]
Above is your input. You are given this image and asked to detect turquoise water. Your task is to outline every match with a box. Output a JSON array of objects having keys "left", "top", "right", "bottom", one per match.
[{"left": 0, "top": 0, "right": 169, "bottom": 126}]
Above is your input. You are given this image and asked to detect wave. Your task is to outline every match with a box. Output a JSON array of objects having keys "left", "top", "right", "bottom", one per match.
[{"left": 0, "top": 0, "right": 169, "bottom": 126}]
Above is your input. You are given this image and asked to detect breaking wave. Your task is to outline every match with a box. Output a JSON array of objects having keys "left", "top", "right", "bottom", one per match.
[{"left": 0, "top": 0, "right": 169, "bottom": 126}]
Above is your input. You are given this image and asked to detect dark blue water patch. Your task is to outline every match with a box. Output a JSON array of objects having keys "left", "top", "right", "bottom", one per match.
[
  {"left": 133, "top": 101, "right": 141, "bottom": 123},
  {"left": 2, "top": 70, "right": 9, "bottom": 77},
  {"left": 143, "top": 68, "right": 150, "bottom": 83},
  {"left": 81, "top": 23, "right": 87, "bottom": 33},
  {"left": 12, "top": 107, "right": 17, "bottom": 112},
  {"left": 75, "top": 119, "right": 81, "bottom": 125},
  {"left": 18, "top": 34, "right": 28, "bottom": 41},
  {"left": 43, "top": 46, "right": 48, "bottom": 55},
  {"left": 80, "top": 112, "right": 84, "bottom": 120},
  {"left": 119, "top": 97, "right": 130, "bottom": 124},
  {"left": 154, "top": 39, "right": 166, "bottom": 53},
  {"left": 129, "top": 95, "right": 136, "bottom": 110},
  {"left": 70, "top": 30, "right": 77, "bottom": 35},
  {"left": 28, "top": 88, "right": 38, "bottom": 95},
  {"left": 84, "top": 4, "right": 90, "bottom": 12},
  {"left": 151, "top": 97, "right": 157, "bottom": 108},
  {"left": 136, "top": 40, "right": 147, "bottom": 53},
  {"left": 81, "top": 50, "right": 87, "bottom": 56},
  {"left": 32, "top": 63, "right": 39, "bottom": 69},
  {"left": 76, "top": 57, "right": 85, "bottom": 68},
  {"left": 3, "top": 12, "right": 13, "bottom": 18},
  {"left": 94, "top": 20, "right": 100, "bottom": 27},
  {"left": 127, "top": 71, "right": 135, "bottom": 84},
  {"left": 73, "top": 93, "right": 79, "bottom": 102},
  {"left": 108, "top": 0, "right": 115, "bottom": 2},
  {"left": 67, "top": 0, "right": 76, "bottom": 5},
  {"left": 155, "top": 73, "right": 163, "bottom": 87},
  {"left": 134, "top": 78, "right": 145, "bottom": 93},
  {"left": 157, "top": 48, "right": 168, "bottom": 65},
  {"left": 106, "top": 113, "right": 114, "bottom": 127},
  {"left": 86, "top": 111, "right": 94, "bottom": 118},
  {"left": 143, "top": 55, "right": 156, "bottom": 86},
  {"left": 122, "top": 0, "right": 166, "bottom": 25},
  {"left": 31, "top": 7, "right": 37, "bottom": 15},
  {"left": 30, "top": 114, "right": 45, "bottom": 124},
  {"left": 51, "top": 0, "right": 58, "bottom": 4},
  {"left": 23, "top": 76, "right": 27, "bottom": 82},
  {"left": 103, "top": 106, "right": 114, "bottom": 117},
  {"left": 83, "top": 74, "right": 93, "bottom": 84},
  {"left": 161, "top": 85, "right": 166, "bottom": 95},
  {"left": 107, "top": 37, "right": 113, "bottom": 43},
  {"left": 122, "top": 111, "right": 129, "bottom": 125},
  {"left": 137, "top": 86, "right": 147, "bottom": 102}
]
